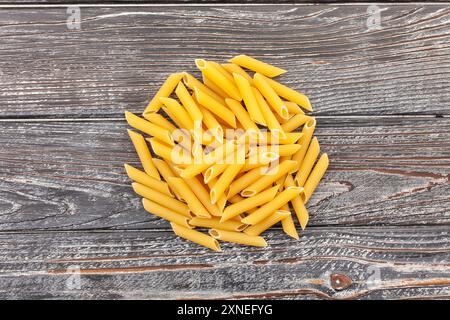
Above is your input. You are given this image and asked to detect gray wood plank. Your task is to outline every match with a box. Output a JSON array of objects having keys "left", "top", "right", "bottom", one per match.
[
  {"left": 0, "top": 226, "right": 448, "bottom": 299},
  {"left": 0, "top": 5, "right": 449, "bottom": 118},
  {"left": 0, "top": 117, "right": 448, "bottom": 231}
]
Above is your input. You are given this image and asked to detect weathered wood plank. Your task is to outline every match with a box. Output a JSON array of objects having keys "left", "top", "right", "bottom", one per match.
[
  {"left": 0, "top": 226, "right": 448, "bottom": 299},
  {"left": 0, "top": 117, "right": 448, "bottom": 231},
  {"left": 0, "top": 5, "right": 449, "bottom": 118}
]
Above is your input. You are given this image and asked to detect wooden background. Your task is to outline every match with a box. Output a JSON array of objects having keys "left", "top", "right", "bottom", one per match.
[{"left": 0, "top": 3, "right": 449, "bottom": 299}]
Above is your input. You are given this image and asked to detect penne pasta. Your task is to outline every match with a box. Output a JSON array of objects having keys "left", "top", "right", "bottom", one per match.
[
  {"left": 241, "top": 186, "right": 303, "bottom": 225},
  {"left": 124, "top": 164, "right": 172, "bottom": 196},
  {"left": 206, "top": 176, "right": 228, "bottom": 213},
  {"left": 142, "top": 198, "right": 192, "bottom": 228},
  {"left": 167, "top": 177, "right": 211, "bottom": 218},
  {"left": 152, "top": 158, "right": 184, "bottom": 201},
  {"left": 284, "top": 101, "right": 304, "bottom": 115},
  {"left": 221, "top": 185, "right": 279, "bottom": 222},
  {"left": 233, "top": 73, "right": 266, "bottom": 126},
  {"left": 244, "top": 210, "right": 291, "bottom": 236},
  {"left": 210, "top": 164, "right": 243, "bottom": 204},
  {"left": 303, "top": 153, "right": 329, "bottom": 203},
  {"left": 202, "top": 73, "right": 229, "bottom": 98},
  {"left": 142, "top": 112, "right": 177, "bottom": 132},
  {"left": 295, "top": 137, "right": 320, "bottom": 186},
  {"left": 284, "top": 174, "right": 308, "bottom": 230},
  {"left": 280, "top": 203, "right": 300, "bottom": 240},
  {"left": 182, "top": 72, "right": 226, "bottom": 105},
  {"left": 175, "top": 82, "right": 203, "bottom": 124},
  {"left": 263, "top": 76, "right": 312, "bottom": 111},
  {"left": 209, "top": 60, "right": 235, "bottom": 84},
  {"left": 209, "top": 229, "right": 267, "bottom": 247},
  {"left": 132, "top": 182, "right": 190, "bottom": 217},
  {"left": 197, "top": 104, "right": 224, "bottom": 141},
  {"left": 143, "top": 73, "right": 183, "bottom": 114},
  {"left": 159, "top": 97, "right": 195, "bottom": 132},
  {"left": 171, "top": 222, "right": 222, "bottom": 252},
  {"left": 189, "top": 217, "right": 247, "bottom": 232},
  {"left": 222, "top": 63, "right": 253, "bottom": 83},
  {"left": 242, "top": 152, "right": 279, "bottom": 172},
  {"left": 251, "top": 87, "right": 285, "bottom": 138},
  {"left": 127, "top": 129, "right": 160, "bottom": 180},
  {"left": 253, "top": 73, "right": 289, "bottom": 119},
  {"left": 204, "top": 163, "right": 228, "bottom": 183},
  {"left": 241, "top": 160, "right": 297, "bottom": 197},
  {"left": 195, "top": 59, "right": 242, "bottom": 101},
  {"left": 148, "top": 137, "right": 192, "bottom": 165},
  {"left": 194, "top": 87, "right": 237, "bottom": 128},
  {"left": 229, "top": 54, "right": 286, "bottom": 78},
  {"left": 281, "top": 114, "right": 311, "bottom": 133},
  {"left": 225, "top": 98, "right": 260, "bottom": 133},
  {"left": 181, "top": 175, "right": 222, "bottom": 217},
  {"left": 292, "top": 117, "right": 316, "bottom": 170},
  {"left": 125, "top": 111, "right": 174, "bottom": 146}
]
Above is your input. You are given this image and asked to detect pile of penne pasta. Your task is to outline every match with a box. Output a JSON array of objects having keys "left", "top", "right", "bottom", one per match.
[{"left": 125, "top": 54, "right": 328, "bottom": 251}]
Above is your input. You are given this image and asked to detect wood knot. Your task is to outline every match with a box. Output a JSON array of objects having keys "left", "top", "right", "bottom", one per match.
[{"left": 330, "top": 273, "right": 353, "bottom": 291}]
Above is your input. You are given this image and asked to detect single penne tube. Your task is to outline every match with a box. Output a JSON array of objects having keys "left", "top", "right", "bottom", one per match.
[
  {"left": 284, "top": 174, "right": 308, "bottom": 230},
  {"left": 253, "top": 73, "right": 289, "bottom": 119},
  {"left": 206, "top": 176, "right": 228, "bottom": 213},
  {"left": 210, "top": 164, "right": 244, "bottom": 204},
  {"left": 127, "top": 129, "right": 160, "bottom": 180},
  {"left": 280, "top": 203, "right": 299, "bottom": 240},
  {"left": 182, "top": 72, "right": 226, "bottom": 105},
  {"left": 229, "top": 54, "right": 286, "bottom": 78},
  {"left": 292, "top": 117, "right": 316, "bottom": 169},
  {"left": 209, "top": 60, "right": 235, "bottom": 84},
  {"left": 209, "top": 229, "right": 267, "bottom": 247},
  {"left": 181, "top": 175, "right": 222, "bottom": 217},
  {"left": 284, "top": 101, "right": 304, "bottom": 115},
  {"left": 303, "top": 153, "right": 329, "bottom": 203},
  {"left": 148, "top": 137, "right": 193, "bottom": 165},
  {"left": 242, "top": 152, "right": 279, "bottom": 172},
  {"left": 175, "top": 82, "right": 203, "bottom": 124},
  {"left": 195, "top": 59, "right": 242, "bottom": 101},
  {"left": 202, "top": 74, "right": 229, "bottom": 98},
  {"left": 197, "top": 104, "right": 224, "bottom": 141},
  {"left": 124, "top": 164, "right": 172, "bottom": 196},
  {"left": 241, "top": 186, "right": 303, "bottom": 225},
  {"left": 125, "top": 111, "right": 174, "bottom": 146},
  {"left": 132, "top": 182, "right": 190, "bottom": 217},
  {"left": 256, "top": 131, "right": 302, "bottom": 145},
  {"left": 152, "top": 158, "right": 184, "bottom": 201},
  {"left": 143, "top": 73, "right": 183, "bottom": 114},
  {"left": 263, "top": 76, "right": 312, "bottom": 111},
  {"left": 142, "top": 113, "right": 177, "bottom": 132},
  {"left": 225, "top": 98, "right": 260, "bottom": 133},
  {"left": 171, "top": 222, "right": 221, "bottom": 252},
  {"left": 227, "top": 164, "right": 272, "bottom": 198},
  {"left": 221, "top": 185, "right": 279, "bottom": 222},
  {"left": 189, "top": 217, "right": 247, "bottom": 232},
  {"left": 252, "top": 88, "right": 287, "bottom": 139},
  {"left": 204, "top": 163, "right": 228, "bottom": 183},
  {"left": 222, "top": 63, "right": 253, "bottom": 83},
  {"left": 159, "top": 97, "right": 194, "bottom": 132},
  {"left": 241, "top": 160, "right": 297, "bottom": 197},
  {"left": 233, "top": 73, "right": 266, "bottom": 126},
  {"left": 274, "top": 155, "right": 291, "bottom": 191},
  {"left": 142, "top": 198, "right": 192, "bottom": 229},
  {"left": 244, "top": 210, "right": 291, "bottom": 236},
  {"left": 251, "top": 144, "right": 301, "bottom": 158},
  {"left": 295, "top": 137, "right": 320, "bottom": 186},
  {"left": 167, "top": 177, "right": 211, "bottom": 218},
  {"left": 281, "top": 114, "right": 312, "bottom": 133},
  {"left": 194, "top": 87, "right": 237, "bottom": 128}
]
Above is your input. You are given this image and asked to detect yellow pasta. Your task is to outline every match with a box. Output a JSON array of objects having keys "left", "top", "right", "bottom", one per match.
[
  {"left": 202, "top": 73, "right": 229, "bottom": 98},
  {"left": 124, "top": 164, "right": 172, "bottom": 196},
  {"left": 143, "top": 73, "right": 183, "bottom": 114},
  {"left": 148, "top": 137, "right": 192, "bottom": 165},
  {"left": 189, "top": 217, "right": 247, "bottom": 232},
  {"left": 253, "top": 73, "right": 289, "bottom": 120},
  {"left": 195, "top": 59, "right": 242, "bottom": 101},
  {"left": 182, "top": 72, "right": 226, "bottom": 105},
  {"left": 222, "top": 63, "right": 253, "bottom": 83},
  {"left": 159, "top": 97, "right": 195, "bottom": 132},
  {"left": 197, "top": 104, "right": 224, "bottom": 141},
  {"left": 143, "top": 112, "right": 177, "bottom": 133},
  {"left": 171, "top": 222, "right": 222, "bottom": 252},
  {"left": 229, "top": 54, "right": 286, "bottom": 78},
  {"left": 210, "top": 164, "right": 243, "bottom": 204},
  {"left": 295, "top": 137, "right": 320, "bottom": 186},
  {"left": 132, "top": 182, "right": 190, "bottom": 217},
  {"left": 167, "top": 177, "right": 211, "bottom": 218},
  {"left": 281, "top": 114, "right": 312, "bottom": 133},
  {"left": 257, "top": 131, "right": 302, "bottom": 145},
  {"left": 175, "top": 82, "right": 203, "bottom": 124},
  {"left": 152, "top": 159, "right": 184, "bottom": 201},
  {"left": 233, "top": 73, "right": 266, "bottom": 126},
  {"left": 241, "top": 186, "right": 303, "bottom": 225},
  {"left": 194, "top": 87, "right": 237, "bottom": 128},
  {"left": 280, "top": 204, "right": 299, "bottom": 240},
  {"left": 181, "top": 175, "right": 222, "bottom": 217},
  {"left": 241, "top": 160, "right": 297, "bottom": 197},
  {"left": 242, "top": 152, "right": 279, "bottom": 172},
  {"left": 225, "top": 98, "right": 260, "bottom": 133},
  {"left": 250, "top": 87, "right": 285, "bottom": 138},
  {"left": 251, "top": 144, "right": 301, "bottom": 158},
  {"left": 127, "top": 129, "right": 160, "bottom": 180},
  {"left": 284, "top": 101, "right": 304, "bottom": 115},
  {"left": 204, "top": 163, "right": 228, "bottom": 183},
  {"left": 263, "top": 76, "right": 312, "bottom": 111},
  {"left": 221, "top": 185, "right": 279, "bottom": 222},
  {"left": 284, "top": 174, "right": 308, "bottom": 230},
  {"left": 292, "top": 117, "right": 316, "bottom": 170},
  {"left": 125, "top": 111, "right": 174, "bottom": 146},
  {"left": 209, "top": 60, "right": 235, "bottom": 84},
  {"left": 244, "top": 210, "right": 291, "bottom": 236},
  {"left": 303, "top": 153, "right": 329, "bottom": 203},
  {"left": 209, "top": 229, "right": 267, "bottom": 247},
  {"left": 206, "top": 176, "right": 227, "bottom": 213},
  {"left": 142, "top": 198, "right": 192, "bottom": 229}
]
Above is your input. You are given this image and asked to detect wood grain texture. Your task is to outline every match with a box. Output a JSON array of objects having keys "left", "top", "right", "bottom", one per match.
[
  {"left": 0, "top": 5, "right": 449, "bottom": 118},
  {"left": 0, "top": 227, "right": 448, "bottom": 299},
  {"left": 0, "top": 117, "right": 448, "bottom": 231}
]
